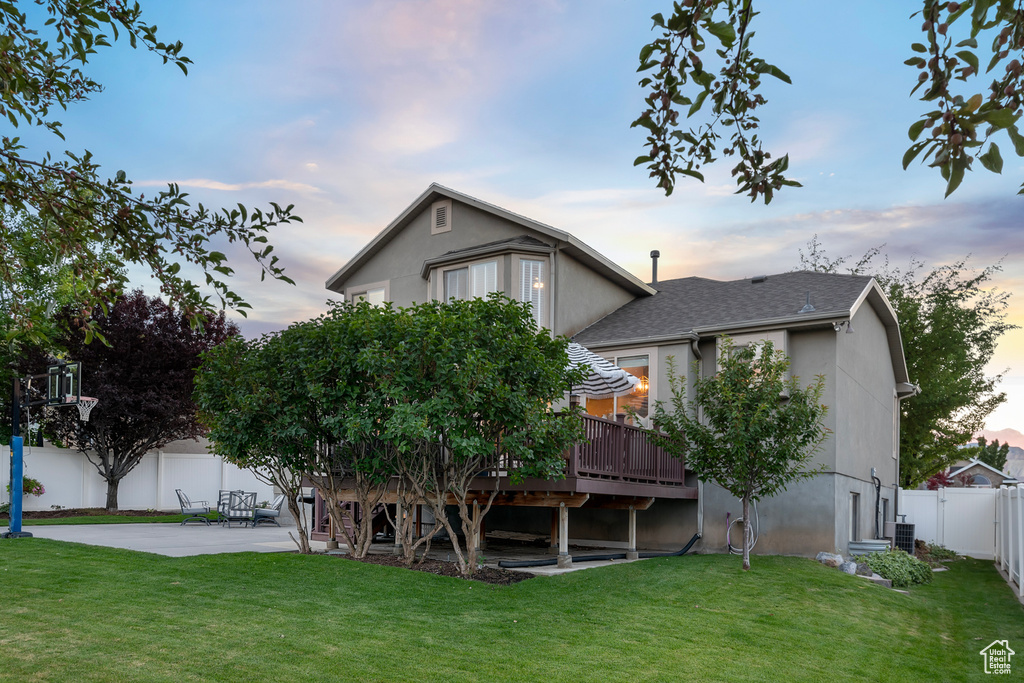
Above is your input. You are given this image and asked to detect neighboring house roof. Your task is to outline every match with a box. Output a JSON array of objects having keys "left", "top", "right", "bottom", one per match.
[
  {"left": 949, "top": 458, "right": 1018, "bottom": 481},
  {"left": 574, "top": 270, "right": 911, "bottom": 385},
  {"left": 325, "top": 183, "right": 656, "bottom": 297}
]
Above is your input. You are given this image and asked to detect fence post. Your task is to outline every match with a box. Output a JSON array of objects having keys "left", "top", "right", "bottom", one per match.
[
  {"left": 155, "top": 450, "right": 164, "bottom": 510},
  {"left": 1016, "top": 485, "right": 1023, "bottom": 599},
  {"left": 995, "top": 487, "right": 1003, "bottom": 567}
]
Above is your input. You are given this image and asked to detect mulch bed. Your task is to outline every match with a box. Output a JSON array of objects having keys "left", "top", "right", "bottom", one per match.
[{"left": 340, "top": 552, "right": 535, "bottom": 585}]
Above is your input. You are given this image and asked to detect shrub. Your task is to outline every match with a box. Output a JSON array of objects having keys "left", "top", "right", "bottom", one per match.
[{"left": 865, "top": 549, "right": 933, "bottom": 588}]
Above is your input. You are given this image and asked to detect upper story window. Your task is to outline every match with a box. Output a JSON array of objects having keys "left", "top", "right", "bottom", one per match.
[
  {"left": 353, "top": 287, "right": 385, "bottom": 306},
  {"left": 445, "top": 260, "right": 497, "bottom": 301},
  {"left": 519, "top": 258, "right": 545, "bottom": 326},
  {"left": 347, "top": 280, "right": 389, "bottom": 307}
]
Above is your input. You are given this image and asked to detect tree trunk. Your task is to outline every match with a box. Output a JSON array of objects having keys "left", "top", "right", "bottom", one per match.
[
  {"left": 285, "top": 496, "right": 311, "bottom": 554},
  {"left": 742, "top": 495, "right": 751, "bottom": 571},
  {"left": 105, "top": 477, "right": 120, "bottom": 511}
]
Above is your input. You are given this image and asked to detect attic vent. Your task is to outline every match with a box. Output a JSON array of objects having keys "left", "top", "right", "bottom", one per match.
[
  {"left": 751, "top": 275, "right": 768, "bottom": 283},
  {"left": 431, "top": 199, "right": 453, "bottom": 235}
]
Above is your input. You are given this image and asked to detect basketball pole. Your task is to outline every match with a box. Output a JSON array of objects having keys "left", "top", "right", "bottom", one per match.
[{"left": 4, "top": 378, "right": 32, "bottom": 538}]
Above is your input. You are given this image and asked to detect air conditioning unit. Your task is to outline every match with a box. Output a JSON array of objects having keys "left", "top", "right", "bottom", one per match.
[{"left": 891, "top": 523, "right": 915, "bottom": 554}]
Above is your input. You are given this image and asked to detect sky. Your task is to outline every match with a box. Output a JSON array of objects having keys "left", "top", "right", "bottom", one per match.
[{"left": 20, "top": 1, "right": 1024, "bottom": 433}]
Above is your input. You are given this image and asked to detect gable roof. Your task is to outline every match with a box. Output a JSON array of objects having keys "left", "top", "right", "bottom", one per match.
[
  {"left": 949, "top": 458, "right": 1017, "bottom": 481},
  {"left": 325, "top": 183, "right": 656, "bottom": 297},
  {"left": 574, "top": 270, "right": 910, "bottom": 384}
]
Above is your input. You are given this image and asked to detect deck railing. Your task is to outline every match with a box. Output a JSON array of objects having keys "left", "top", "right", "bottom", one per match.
[{"left": 568, "top": 414, "right": 685, "bottom": 486}]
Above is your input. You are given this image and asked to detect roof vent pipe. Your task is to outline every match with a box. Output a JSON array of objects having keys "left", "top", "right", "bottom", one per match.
[{"left": 650, "top": 250, "right": 660, "bottom": 285}]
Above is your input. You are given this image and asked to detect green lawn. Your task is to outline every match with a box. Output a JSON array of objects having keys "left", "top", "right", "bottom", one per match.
[
  {"left": 0, "top": 542, "right": 1020, "bottom": 682},
  {"left": 10, "top": 513, "right": 214, "bottom": 526}
]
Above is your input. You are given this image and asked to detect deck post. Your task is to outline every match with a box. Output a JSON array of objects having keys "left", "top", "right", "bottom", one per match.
[
  {"left": 557, "top": 502, "right": 572, "bottom": 568},
  {"left": 416, "top": 504, "right": 422, "bottom": 540},
  {"left": 627, "top": 505, "right": 638, "bottom": 560}
]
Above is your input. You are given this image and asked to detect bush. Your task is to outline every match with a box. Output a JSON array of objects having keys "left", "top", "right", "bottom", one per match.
[{"left": 865, "top": 549, "right": 933, "bottom": 588}]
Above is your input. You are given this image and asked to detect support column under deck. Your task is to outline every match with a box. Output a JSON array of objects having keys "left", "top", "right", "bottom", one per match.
[
  {"left": 557, "top": 503, "right": 572, "bottom": 568},
  {"left": 627, "top": 505, "right": 638, "bottom": 560}
]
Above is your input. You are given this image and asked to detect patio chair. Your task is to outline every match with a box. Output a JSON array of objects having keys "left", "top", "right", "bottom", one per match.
[
  {"left": 175, "top": 489, "right": 211, "bottom": 526},
  {"left": 223, "top": 490, "right": 257, "bottom": 528},
  {"left": 252, "top": 494, "right": 286, "bottom": 527},
  {"left": 216, "top": 490, "right": 235, "bottom": 526}
]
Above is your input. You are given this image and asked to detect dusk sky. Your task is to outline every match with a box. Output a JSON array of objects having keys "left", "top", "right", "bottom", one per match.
[{"left": 26, "top": 1, "right": 1024, "bottom": 432}]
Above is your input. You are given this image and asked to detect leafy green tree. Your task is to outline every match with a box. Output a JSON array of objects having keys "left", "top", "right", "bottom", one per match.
[
  {"left": 635, "top": 1, "right": 1024, "bottom": 200},
  {"left": 43, "top": 291, "right": 237, "bottom": 510},
  {"left": 1, "top": 1, "right": 299, "bottom": 347},
  {"left": 366, "top": 294, "right": 585, "bottom": 577},
  {"left": 649, "top": 339, "right": 829, "bottom": 570},
  {"left": 799, "top": 238, "right": 1015, "bottom": 488},
  {"left": 193, "top": 334, "right": 313, "bottom": 553},
  {"left": 973, "top": 435, "right": 1010, "bottom": 470}
]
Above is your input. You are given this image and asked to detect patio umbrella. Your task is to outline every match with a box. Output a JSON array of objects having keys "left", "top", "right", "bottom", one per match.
[{"left": 567, "top": 342, "right": 640, "bottom": 399}]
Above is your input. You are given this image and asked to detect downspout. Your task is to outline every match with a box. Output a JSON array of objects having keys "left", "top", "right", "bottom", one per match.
[
  {"left": 893, "top": 383, "right": 921, "bottom": 521},
  {"left": 689, "top": 333, "right": 703, "bottom": 538}
]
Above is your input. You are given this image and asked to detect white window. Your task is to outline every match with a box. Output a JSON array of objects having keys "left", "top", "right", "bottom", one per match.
[
  {"left": 352, "top": 287, "right": 385, "bottom": 306},
  {"left": 519, "top": 258, "right": 545, "bottom": 326},
  {"left": 445, "top": 260, "right": 497, "bottom": 301}
]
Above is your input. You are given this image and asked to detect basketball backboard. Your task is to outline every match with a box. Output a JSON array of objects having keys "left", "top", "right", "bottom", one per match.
[{"left": 46, "top": 361, "right": 81, "bottom": 405}]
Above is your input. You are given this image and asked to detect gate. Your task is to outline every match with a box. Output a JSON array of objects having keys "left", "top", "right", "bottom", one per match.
[{"left": 899, "top": 487, "right": 998, "bottom": 560}]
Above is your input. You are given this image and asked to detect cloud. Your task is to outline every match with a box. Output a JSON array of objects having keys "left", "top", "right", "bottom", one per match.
[{"left": 136, "top": 178, "right": 324, "bottom": 195}]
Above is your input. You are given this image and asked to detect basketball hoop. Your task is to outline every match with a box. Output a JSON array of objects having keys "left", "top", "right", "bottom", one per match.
[{"left": 76, "top": 396, "right": 99, "bottom": 422}]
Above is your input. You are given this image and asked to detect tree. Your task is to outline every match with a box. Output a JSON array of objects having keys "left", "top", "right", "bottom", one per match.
[
  {"left": 1, "top": 1, "right": 299, "bottom": 347},
  {"left": 974, "top": 435, "right": 1010, "bottom": 470},
  {"left": 635, "top": 1, "right": 1024, "bottom": 201},
  {"left": 799, "top": 238, "right": 1015, "bottom": 488},
  {"left": 196, "top": 296, "right": 585, "bottom": 576},
  {"left": 369, "top": 295, "right": 584, "bottom": 576},
  {"left": 43, "top": 290, "right": 237, "bottom": 509},
  {"left": 193, "top": 334, "right": 313, "bottom": 553},
  {"left": 649, "top": 339, "right": 829, "bottom": 570}
]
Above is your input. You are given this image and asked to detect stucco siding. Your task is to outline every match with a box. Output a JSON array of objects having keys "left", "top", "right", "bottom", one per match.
[
  {"left": 699, "top": 477, "right": 837, "bottom": 556},
  {"left": 834, "top": 302, "right": 898, "bottom": 481},
  {"left": 788, "top": 328, "right": 838, "bottom": 472},
  {"left": 554, "top": 253, "right": 636, "bottom": 337}
]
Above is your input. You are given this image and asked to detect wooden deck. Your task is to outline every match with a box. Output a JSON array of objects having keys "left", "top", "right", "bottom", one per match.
[{"left": 311, "top": 414, "right": 697, "bottom": 540}]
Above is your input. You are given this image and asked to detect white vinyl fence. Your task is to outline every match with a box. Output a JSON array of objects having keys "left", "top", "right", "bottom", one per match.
[
  {"left": 899, "top": 487, "right": 998, "bottom": 560},
  {"left": 995, "top": 485, "right": 1024, "bottom": 600},
  {"left": 1, "top": 443, "right": 274, "bottom": 512}
]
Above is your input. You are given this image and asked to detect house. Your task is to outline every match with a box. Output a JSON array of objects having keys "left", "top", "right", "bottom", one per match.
[
  {"left": 947, "top": 458, "right": 1019, "bottom": 488},
  {"left": 323, "top": 183, "right": 916, "bottom": 558}
]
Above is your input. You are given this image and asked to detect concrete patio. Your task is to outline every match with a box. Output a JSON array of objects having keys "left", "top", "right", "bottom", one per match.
[
  {"left": 24, "top": 522, "right": 325, "bottom": 557},
  {"left": 19, "top": 522, "right": 656, "bottom": 575}
]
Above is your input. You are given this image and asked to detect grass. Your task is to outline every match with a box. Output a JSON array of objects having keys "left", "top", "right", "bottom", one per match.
[
  {"left": 0, "top": 542, "right": 1020, "bottom": 682},
  {"left": 2, "top": 512, "right": 216, "bottom": 526}
]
